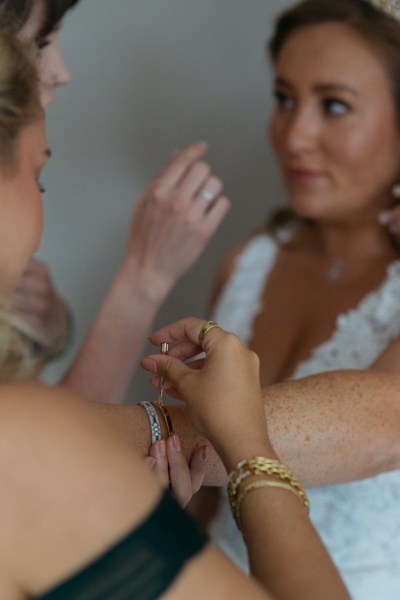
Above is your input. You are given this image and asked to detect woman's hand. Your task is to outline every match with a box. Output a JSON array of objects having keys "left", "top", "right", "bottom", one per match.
[
  {"left": 123, "top": 142, "right": 230, "bottom": 299},
  {"left": 11, "top": 257, "right": 69, "bottom": 354},
  {"left": 147, "top": 436, "right": 209, "bottom": 507},
  {"left": 141, "top": 317, "right": 271, "bottom": 469}
]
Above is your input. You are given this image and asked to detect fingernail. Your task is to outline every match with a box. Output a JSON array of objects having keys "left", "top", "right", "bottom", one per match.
[
  {"left": 156, "top": 440, "right": 166, "bottom": 458},
  {"left": 378, "top": 211, "right": 392, "bottom": 225},
  {"left": 202, "top": 446, "right": 209, "bottom": 461},
  {"left": 172, "top": 435, "right": 181, "bottom": 452}
]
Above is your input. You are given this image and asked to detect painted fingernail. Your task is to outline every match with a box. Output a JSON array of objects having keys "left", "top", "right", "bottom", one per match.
[
  {"left": 172, "top": 435, "right": 181, "bottom": 452},
  {"left": 156, "top": 440, "right": 166, "bottom": 458},
  {"left": 202, "top": 446, "right": 209, "bottom": 461}
]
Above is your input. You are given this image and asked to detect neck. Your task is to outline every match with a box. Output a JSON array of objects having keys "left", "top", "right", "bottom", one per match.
[{"left": 309, "top": 219, "right": 395, "bottom": 262}]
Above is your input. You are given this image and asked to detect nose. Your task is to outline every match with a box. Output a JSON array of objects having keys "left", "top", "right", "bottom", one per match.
[
  {"left": 40, "top": 40, "right": 72, "bottom": 90},
  {"left": 284, "top": 107, "right": 319, "bottom": 155},
  {"left": 49, "top": 42, "right": 71, "bottom": 86}
]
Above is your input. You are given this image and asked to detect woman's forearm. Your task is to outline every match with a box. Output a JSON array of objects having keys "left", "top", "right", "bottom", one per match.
[
  {"left": 60, "top": 265, "right": 170, "bottom": 405},
  {"left": 264, "top": 369, "right": 400, "bottom": 487},
  {"left": 89, "top": 368, "right": 400, "bottom": 489}
]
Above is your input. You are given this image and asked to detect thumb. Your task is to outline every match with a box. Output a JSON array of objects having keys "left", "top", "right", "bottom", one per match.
[{"left": 141, "top": 354, "right": 190, "bottom": 388}]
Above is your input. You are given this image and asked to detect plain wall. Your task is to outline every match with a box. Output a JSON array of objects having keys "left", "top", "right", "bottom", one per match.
[{"left": 41, "top": 0, "right": 294, "bottom": 402}]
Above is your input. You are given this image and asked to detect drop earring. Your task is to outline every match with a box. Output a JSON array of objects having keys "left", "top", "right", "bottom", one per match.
[{"left": 392, "top": 183, "right": 400, "bottom": 198}]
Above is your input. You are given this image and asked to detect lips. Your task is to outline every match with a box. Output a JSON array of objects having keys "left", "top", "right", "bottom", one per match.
[{"left": 286, "top": 167, "right": 326, "bottom": 185}]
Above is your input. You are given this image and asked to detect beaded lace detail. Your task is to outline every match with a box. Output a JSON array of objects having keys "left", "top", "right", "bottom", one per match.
[{"left": 210, "top": 232, "right": 400, "bottom": 600}]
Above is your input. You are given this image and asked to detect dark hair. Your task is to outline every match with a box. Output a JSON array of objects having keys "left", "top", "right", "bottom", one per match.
[
  {"left": 40, "top": 0, "right": 80, "bottom": 39},
  {"left": 0, "top": 0, "right": 33, "bottom": 32},
  {"left": 0, "top": 0, "right": 80, "bottom": 38},
  {"left": 265, "top": 0, "right": 400, "bottom": 248},
  {"left": 0, "top": 31, "right": 40, "bottom": 161},
  {"left": 269, "top": 0, "right": 400, "bottom": 123}
]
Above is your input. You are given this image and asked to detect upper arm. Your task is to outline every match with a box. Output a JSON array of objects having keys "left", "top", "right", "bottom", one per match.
[
  {"left": 371, "top": 336, "right": 400, "bottom": 373},
  {"left": 164, "top": 544, "right": 271, "bottom": 600},
  {"left": 0, "top": 382, "right": 161, "bottom": 598}
]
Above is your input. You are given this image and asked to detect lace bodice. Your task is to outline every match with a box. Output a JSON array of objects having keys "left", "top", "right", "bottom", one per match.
[{"left": 210, "top": 233, "right": 400, "bottom": 600}]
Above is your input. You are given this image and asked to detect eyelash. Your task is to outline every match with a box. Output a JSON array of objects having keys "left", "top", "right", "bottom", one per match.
[
  {"left": 273, "top": 91, "right": 351, "bottom": 117},
  {"left": 35, "top": 37, "right": 50, "bottom": 53},
  {"left": 323, "top": 98, "right": 350, "bottom": 116},
  {"left": 38, "top": 182, "right": 46, "bottom": 193},
  {"left": 274, "top": 90, "right": 295, "bottom": 111}
]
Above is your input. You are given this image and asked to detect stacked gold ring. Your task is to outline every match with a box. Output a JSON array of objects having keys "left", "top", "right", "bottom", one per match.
[{"left": 198, "top": 320, "right": 223, "bottom": 346}]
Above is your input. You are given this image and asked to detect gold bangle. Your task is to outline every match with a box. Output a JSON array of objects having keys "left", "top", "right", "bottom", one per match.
[
  {"left": 228, "top": 456, "right": 310, "bottom": 530},
  {"left": 158, "top": 403, "right": 174, "bottom": 438},
  {"left": 152, "top": 402, "right": 174, "bottom": 438},
  {"left": 234, "top": 480, "right": 305, "bottom": 530}
]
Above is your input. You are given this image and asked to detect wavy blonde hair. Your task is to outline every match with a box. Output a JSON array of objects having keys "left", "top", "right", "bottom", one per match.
[
  {"left": 0, "top": 31, "right": 42, "bottom": 381},
  {"left": 0, "top": 297, "right": 50, "bottom": 381}
]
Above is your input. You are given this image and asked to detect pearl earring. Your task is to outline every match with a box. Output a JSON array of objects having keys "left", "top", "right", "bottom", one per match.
[{"left": 392, "top": 184, "right": 400, "bottom": 198}]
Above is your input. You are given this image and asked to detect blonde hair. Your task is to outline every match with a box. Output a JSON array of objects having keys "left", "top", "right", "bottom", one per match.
[
  {"left": 0, "top": 31, "right": 42, "bottom": 381},
  {"left": 0, "top": 297, "right": 49, "bottom": 381}
]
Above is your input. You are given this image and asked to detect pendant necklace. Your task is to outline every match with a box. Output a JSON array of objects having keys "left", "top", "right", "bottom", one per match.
[{"left": 327, "top": 256, "right": 344, "bottom": 281}]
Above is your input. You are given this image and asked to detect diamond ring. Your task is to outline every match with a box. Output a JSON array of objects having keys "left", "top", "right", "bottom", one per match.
[{"left": 200, "top": 188, "right": 214, "bottom": 203}]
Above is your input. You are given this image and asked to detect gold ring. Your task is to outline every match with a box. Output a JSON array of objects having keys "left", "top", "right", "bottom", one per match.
[{"left": 198, "top": 320, "right": 223, "bottom": 346}]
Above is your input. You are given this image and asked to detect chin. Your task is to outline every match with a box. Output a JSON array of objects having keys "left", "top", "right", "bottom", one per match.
[{"left": 40, "top": 89, "right": 54, "bottom": 108}]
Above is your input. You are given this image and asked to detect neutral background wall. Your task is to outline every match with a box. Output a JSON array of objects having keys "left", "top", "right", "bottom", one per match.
[{"left": 41, "top": 0, "right": 294, "bottom": 402}]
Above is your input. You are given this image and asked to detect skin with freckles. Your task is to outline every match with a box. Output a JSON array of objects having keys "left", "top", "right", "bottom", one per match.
[{"left": 195, "top": 5, "right": 400, "bottom": 593}]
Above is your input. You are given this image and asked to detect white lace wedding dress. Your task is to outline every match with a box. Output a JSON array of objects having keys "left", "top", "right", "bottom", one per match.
[{"left": 210, "top": 233, "right": 400, "bottom": 600}]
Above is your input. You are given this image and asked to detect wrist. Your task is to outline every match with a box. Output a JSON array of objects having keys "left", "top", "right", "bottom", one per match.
[
  {"left": 216, "top": 439, "right": 278, "bottom": 474},
  {"left": 118, "top": 259, "right": 174, "bottom": 305}
]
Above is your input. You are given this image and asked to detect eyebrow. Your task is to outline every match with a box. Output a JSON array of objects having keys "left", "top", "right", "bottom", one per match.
[{"left": 275, "top": 77, "right": 358, "bottom": 97}]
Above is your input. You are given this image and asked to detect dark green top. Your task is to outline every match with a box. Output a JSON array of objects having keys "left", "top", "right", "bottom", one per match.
[{"left": 37, "top": 491, "right": 208, "bottom": 600}]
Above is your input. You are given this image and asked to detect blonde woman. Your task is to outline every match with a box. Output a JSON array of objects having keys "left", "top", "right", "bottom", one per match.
[{"left": 1, "top": 0, "right": 230, "bottom": 406}]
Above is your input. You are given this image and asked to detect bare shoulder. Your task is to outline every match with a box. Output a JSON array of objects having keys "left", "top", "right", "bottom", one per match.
[
  {"left": 0, "top": 382, "right": 160, "bottom": 597},
  {"left": 209, "top": 236, "right": 258, "bottom": 310},
  {"left": 0, "top": 381, "right": 157, "bottom": 500},
  {"left": 0, "top": 382, "right": 106, "bottom": 450},
  {"left": 0, "top": 382, "right": 81, "bottom": 441}
]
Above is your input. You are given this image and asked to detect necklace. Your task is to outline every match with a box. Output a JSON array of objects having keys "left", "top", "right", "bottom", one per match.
[{"left": 327, "top": 256, "right": 344, "bottom": 281}]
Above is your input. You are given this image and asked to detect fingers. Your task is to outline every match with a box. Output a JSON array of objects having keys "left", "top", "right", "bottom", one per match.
[
  {"left": 188, "top": 445, "right": 209, "bottom": 495},
  {"left": 150, "top": 142, "right": 227, "bottom": 217},
  {"left": 149, "top": 440, "right": 169, "bottom": 488},
  {"left": 11, "top": 257, "right": 57, "bottom": 316},
  {"left": 141, "top": 354, "right": 189, "bottom": 390},
  {"left": 167, "top": 436, "right": 208, "bottom": 507},
  {"left": 152, "top": 142, "right": 208, "bottom": 193},
  {"left": 149, "top": 436, "right": 208, "bottom": 507},
  {"left": 148, "top": 316, "right": 209, "bottom": 347},
  {"left": 379, "top": 206, "right": 400, "bottom": 235}
]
